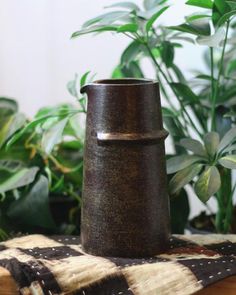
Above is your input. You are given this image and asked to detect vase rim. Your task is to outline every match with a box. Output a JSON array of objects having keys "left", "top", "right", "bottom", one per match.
[{"left": 93, "top": 78, "right": 158, "bottom": 86}]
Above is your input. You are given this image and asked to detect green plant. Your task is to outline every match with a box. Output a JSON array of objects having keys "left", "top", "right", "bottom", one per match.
[
  {"left": 72, "top": 0, "right": 236, "bottom": 233},
  {"left": 0, "top": 73, "right": 88, "bottom": 240}
]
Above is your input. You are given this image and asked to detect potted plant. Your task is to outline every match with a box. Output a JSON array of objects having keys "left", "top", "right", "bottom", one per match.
[
  {"left": 0, "top": 73, "right": 89, "bottom": 240},
  {"left": 71, "top": 0, "right": 236, "bottom": 233}
]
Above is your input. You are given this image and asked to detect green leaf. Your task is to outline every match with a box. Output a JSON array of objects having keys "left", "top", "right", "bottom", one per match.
[
  {"left": 180, "top": 138, "right": 206, "bottom": 156},
  {"left": 222, "top": 143, "right": 236, "bottom": 153},
  {"left": 160, "top": 41, "right": 174, "bottom": 68},
  {"left": 171, "top": 64, "right": 186, "bottom": 83},
  {"left": 167, "top": 23, "right": 209, "bottom": 36},
  {"left": 195, "top": 166, "right": 221, "bottom": 202},
  {"left": 226, "top": 60, "right": 236, "bottom": 75},
  {"left": 227, "top": 1, "right": 236, "bottom": 10},
  {"left": 162, "top": 107, "right": 178, "bottom": 118},
  {"left": 170, "top": 188, "right": 190, "bottom": 234},
  {"left": 197, "top": 27, "right": 225, "bottom": 47},
  {"left": 105, "top": 2, "right": 140, "bottom": 11},
  {"left": 0, "top": 167, "right": 39, "bottom": 194},
  {"left": 144, "top": 0, "right": 168, "bottom": 10},
  {"left": 117, "top": 23, "right": 138, "bottom": 33},
  {"left": 71, "top": 25, "right": 118, "bottom": 38},
  {"left": 80, "top": 71, "right": 90, "bottom": 88},
  {"left": 0, "top": 98, "right": 18, "bottom": 117},
  {"left": 167, "top": 155, "right": 204, "bottom": 174},
  {"left": 82, "top": 11, "right": 130, "bottom": 28},
  {"left": 217, "top": 10, "right": 236, "bottom": 26},
  {"left": 169, "top": 164, "right": 203, "bottom": 195},
  {"left": 123, "top": 61, "right": 144, "bottom": 78},
  {"left": 170, "top": 82, "right": 198, "bottom": 103},
  {"left": 146, "top": 6, "right": 169, "bottom": 32},
  {"left": 0, "top": 113, "right": 26, "bottom": 148},
  {"left": 186, "top": 0, "right": 213, "bottom": 9},
  {"left": 41, "top": 118, "right": 68, "bottom": 154},
  {"left": 7, "top": 175, "right": 55, "bottom": 229},
  {"left": 219, "top": 155, "right": 236, "bottom": 169},
  {"left": 214, "top": 0, "right": 231, "bottom": 14},
  {"left": 218, "top": 127, "right": 236, "bottom": 152},
  {"left": 121, "top": 41, "right": 141, "bottom": 66},
  {"left": 186, "top": 14, "right": 211, "bottom": 22},
  {"left": 204, "top": 132, "right": 220, "bottom": 157}
]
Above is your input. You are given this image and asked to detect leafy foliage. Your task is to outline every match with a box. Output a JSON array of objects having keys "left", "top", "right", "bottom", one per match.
[
  {"left": 72, "top": 0, "right": 236, "bottom": 233},
  {"left": 0, "top": 73, "right": 89, "bottom": 240}
]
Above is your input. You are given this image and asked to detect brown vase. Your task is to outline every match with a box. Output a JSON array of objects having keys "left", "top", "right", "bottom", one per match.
[{"left": 80, "top": 78, "right": 170, "bottom": 257}]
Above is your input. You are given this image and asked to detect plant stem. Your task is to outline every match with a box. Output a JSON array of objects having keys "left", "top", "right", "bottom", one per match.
[
  {"left": 144, "top": 43, "right": 203, "bottom": 139},
  {"left": 211, "top": 21, "right": 230, "bottom": 131}
]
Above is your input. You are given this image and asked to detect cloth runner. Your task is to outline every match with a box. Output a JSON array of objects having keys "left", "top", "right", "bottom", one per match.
[{"left": 0, "top": 234, "right": 236, "bottom": 294}]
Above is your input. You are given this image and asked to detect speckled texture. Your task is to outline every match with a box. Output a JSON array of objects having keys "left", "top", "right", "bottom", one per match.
[{"left": 81, "top": 79, "right": 170, "bottom": 257}]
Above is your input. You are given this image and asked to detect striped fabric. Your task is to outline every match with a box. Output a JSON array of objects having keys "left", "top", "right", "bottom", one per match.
[{"left": 0, "top": 234, "right": 236, "bottom": 294}]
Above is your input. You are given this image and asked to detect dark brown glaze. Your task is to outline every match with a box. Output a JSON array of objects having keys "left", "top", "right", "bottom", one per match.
[{"left": 80, "top": 78, "right": 170, "bottom": 257}]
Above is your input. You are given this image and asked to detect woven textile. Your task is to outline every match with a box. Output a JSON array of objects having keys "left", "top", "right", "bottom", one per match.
[{"left": 0, "top": 235, "right": 236, "bottom": 294}]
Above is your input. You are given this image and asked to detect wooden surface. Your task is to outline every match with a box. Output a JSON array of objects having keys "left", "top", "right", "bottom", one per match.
[
  {"left": 0, "top": 265, "right": 235, "bottom": 295},
  {"left": 196, "top": 276, "right": 236, "bottom": 295},
  {"left": 0, "top": 267, "right": 18, "bottom": 295}
]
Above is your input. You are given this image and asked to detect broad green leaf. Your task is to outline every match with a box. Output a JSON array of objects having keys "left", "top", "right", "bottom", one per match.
[
  {"left": 195, "top": 166, "right": 221, "bottom": 202},
  {"left": 186, "top": 0, "right": 213, "bottom": 9},
  {"left": 7, "top": 175, "right": 55, "bottom": 229},
  {"left": 204, "top": 132, "right": 220, "bottom": 157},
  {"left": 167, "top": 23, "right": 209, "bottom": 36},
  {"left": 117, "top": 23, "right": 138, "bottom": 33},
  {"left": 160, "top": 41, "right": 174, "bottom": 68},
  {"left": 167, "top": 155, "right": 204, "bottom": 174},
  {"left": 218, "top": 127, "right": 236, "bottom": 152},
  {"left": 214, "top": 0, "right": 231, "bottom": 14},
  {"left": 144, "top": 0, "right": 168, "bottom": 10},
  {"left": 0, "top": 98, "right": 18, "bottom": 117},
  {"left": 146, "top": 6, "right": 169, "bottom": 32},
  {"left": 180, "top": 138, "right": 206, "bottom": 156},
  {"left": 0, "top": 167, "right": 38, "bottom": 194},
  {"left": 162, "top": 107, "right": 178, "bottom": 118},
  {"left": 169, "top": 164, "right": 203, "bottom": 195},
  {"left": 227, "top": 1, "right": 236, "bottom": 10},
  {"left": 170, "top": 82, "right": 198, "bottom": 103},
  {"left": 0, "top": 113, "right": 26, "bottom": 148},
  {"left": 6, "top": 110, "right": 71, "bottom": 149},
  {"left": 226, "top": 60, "right": 236, "bottom": 75},
  {"left": 197, "top": 27, "right": 225, "bottom": 47},
  {"left": 112, "top": 65, "right": 124, "bottom": 78},
  {"left": 71, "top": 25, "right": 118, "bottom": 38},
  {"left": 41, "top": 118, "right": 68, "bottom": 154},
  {"left": 80, "top": 71, "right": 90, "bottom": 88},
  {"left": 121, "top": 41, "right": 141, "bottom": 65},
  {"left": 170, "top": 188, "right": 190, "bottom": 234},
  {"left": 171, "top": 64, "right": 186, "bottom": 83},
  {"left": 186, "top": 14, "right": 211, "bottom": 22},
  {"left": 219, "top": 155, "right": 236, "bottom": 169},
  {"left": 217, "top": 10, "right": 236, "bottom": 27},
  {"left": 187, "top": 15, "right": 211, "bottom": 36},
  {"left": 123, "top": 61, "right": 144, "bottom": 78},
  {"left": 82, "top": 11, "right": 130, "bottom": 28},
  {"left": 0, "top": 160, "right": 22, "bottom": 173},
  {"left": 105, "top": 2, "right": 140, "bottom": 11},
  {"left": 222, "top": 144, "right": 236, "bottom": 153}
]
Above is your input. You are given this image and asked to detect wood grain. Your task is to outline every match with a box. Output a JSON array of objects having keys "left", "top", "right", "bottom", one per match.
[
  {"left": 0, "top": 267, "right": 18, "bottom": 295},
  {"left": 196, "top": 276, "right": 236, "bottom": 295}
]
